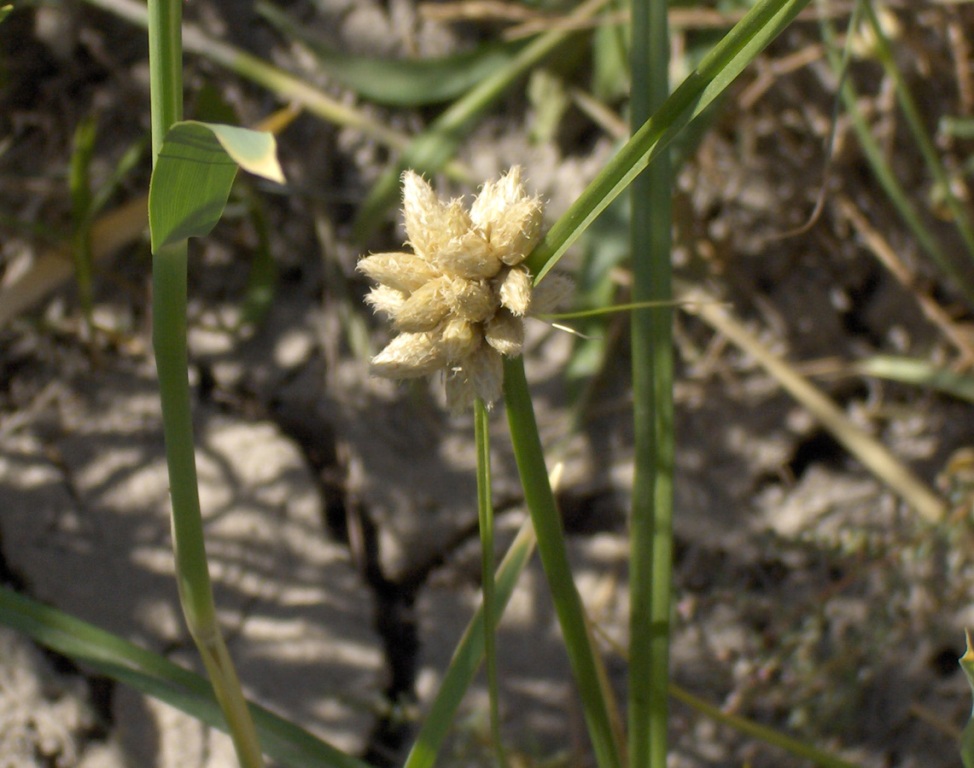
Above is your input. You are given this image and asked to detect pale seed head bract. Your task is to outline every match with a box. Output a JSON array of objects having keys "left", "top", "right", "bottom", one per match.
[{"left": 358, "top": 167, "right": 571, "bottom": 411}]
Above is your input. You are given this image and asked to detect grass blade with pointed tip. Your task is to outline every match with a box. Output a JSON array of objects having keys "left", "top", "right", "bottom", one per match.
[
  {"left": 818, "top": 7, "right": 974, "bottom": 307},
  {"left": 525, "top": 0, "right": 811, "bottom": 283},
  {"left": 668, "top": 684, "right": 864, "bottom": 768},
  {"left": 860, "top": 0, "right": 974, "bottom": 268}
]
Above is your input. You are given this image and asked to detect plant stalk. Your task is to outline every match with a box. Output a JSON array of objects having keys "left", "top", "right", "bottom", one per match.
[
  {"left": 504, "top": 357, "right": 623, "bottom": 768},
  {"left": 628, "top": 0, "right": 674, "bottom": 764},
  {"left": 475, "top": 398, "right": 507, "bottom": 767},
  {"left": 147, "top": 1, "right": 264, "bottom": 765}
]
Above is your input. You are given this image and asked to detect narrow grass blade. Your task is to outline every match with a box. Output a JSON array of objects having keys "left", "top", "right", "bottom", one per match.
[
  {"left": 68, "top": 118, "right": 145, "bottom": 344},
  {"left": 69, "top": 114, "right": 99, "bottom": 337},
  {"left": 860, "top": 0, "right": 974, "bottom": 268},
  {"left": 819, "top": 8, "right": 974, "bottom": 307},
  {"left": 258, "top": 1, "right": 525, "bottom": 107},
  {"left": 525, "top": 0, "right": 811, "bottom": 283},
  {"left": 669, "top": 684, "right": 863, "bottom": 768},
  {"left": 474, "top": 399, "right": 507, "bottom": 766},
  {"left": 0, "top": 587, "right": 371, "bottom": 768},
  {"left": 503, "top": 356, "right": 623, "bottom": 768},
  {"left": 855, "top": 355, "right": 974, "bottom": 405},
  {"left": 628, "top": 0, "right": 674, "bottom": 765},
  {"left": 403, "top": 519, "right": 538, "bottom": 768}
]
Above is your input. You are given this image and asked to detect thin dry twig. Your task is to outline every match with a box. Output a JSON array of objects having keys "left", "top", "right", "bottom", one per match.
[
  {"left": 835, "top": 193, "right": 974, "bottom": 366},
  {"left": 681, "top": 282, "right": 947, "bottom": 524},
  {"left": 417, "top": 0, "right": 538, "bottom": 24},
  {"left": 0, "top": 197, "right": 146, "bottom": 331},
  {"left": 738, "top": 43, "right": 827, "bottom": 109},
  {"left": 569, "top": 87, "right": 629, "bottom": 140},
  {"left": 425, "top": 1, "right": 864, "bottom": 41}
]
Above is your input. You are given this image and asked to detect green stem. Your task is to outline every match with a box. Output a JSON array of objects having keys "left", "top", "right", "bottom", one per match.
[
  {"left": 146, "top": 0, "right": 182, "bottom": 156},
  {"left": 152, "top": 247, "right": 214, "bottom": 632},
  {"left": 403, "top": 518, "right": 538, "bottom": 768},
  {"left": 474, "top": 398, "right": 507, "bottom": 767},
  {"left": 503, "top": 357, "right": 623, "bottom": 768},
  {"left": 148, "top": 1, "right": 264, "bottom": 765},
  {"left": 628, "top": 0, "right": 674, "bottom": 765},
  {"left": 153, "top": 247, "right": 265, "bottom": 768}
]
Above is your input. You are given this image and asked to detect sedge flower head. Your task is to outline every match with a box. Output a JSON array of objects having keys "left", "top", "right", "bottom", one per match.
[{"left": 359, "top": 167, "right": 572, "bottom": 411}]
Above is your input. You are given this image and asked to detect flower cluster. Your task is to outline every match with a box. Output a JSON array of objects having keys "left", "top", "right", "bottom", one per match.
[{"left": 358, "top": 167, "right": 571, "bottom": 411}]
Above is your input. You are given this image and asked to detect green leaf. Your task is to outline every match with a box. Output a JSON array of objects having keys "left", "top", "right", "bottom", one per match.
[
  {"left": 258, "top": 1, "right": 525, "bottom": 107},
  {"left": 69, "top": 114, "right": 99, "bottom": 331},
  {"left": 0, "top": 5, "right": 11, "bottom": 24},
  {"left": 473, "top": 399, "right": 506, "bottom": 766},
  {"left": 149, "top": 121, "right": 284, "bottom": 252},
  {"left": 0, "top": 586, "right": 370, "bottom": 768}
]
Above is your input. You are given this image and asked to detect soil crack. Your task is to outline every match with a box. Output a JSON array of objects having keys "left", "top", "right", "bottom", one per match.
[{"left": 272, "top": 401, "right": 433, "bottom": 766}]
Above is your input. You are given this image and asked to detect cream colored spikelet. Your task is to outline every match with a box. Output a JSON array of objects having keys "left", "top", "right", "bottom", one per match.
[{"left": 359, "top": 167, "right": 572, "bottom": 411}]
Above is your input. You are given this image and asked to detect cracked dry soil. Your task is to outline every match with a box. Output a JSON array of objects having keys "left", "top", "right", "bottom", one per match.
[{"left": 3, "top": 1, "right": 974, "bottom": 767}]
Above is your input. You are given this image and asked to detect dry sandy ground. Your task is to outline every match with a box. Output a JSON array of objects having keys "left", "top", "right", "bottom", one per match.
[{"left": 1, "top": 1, "right": 973, "bottom": 767}]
